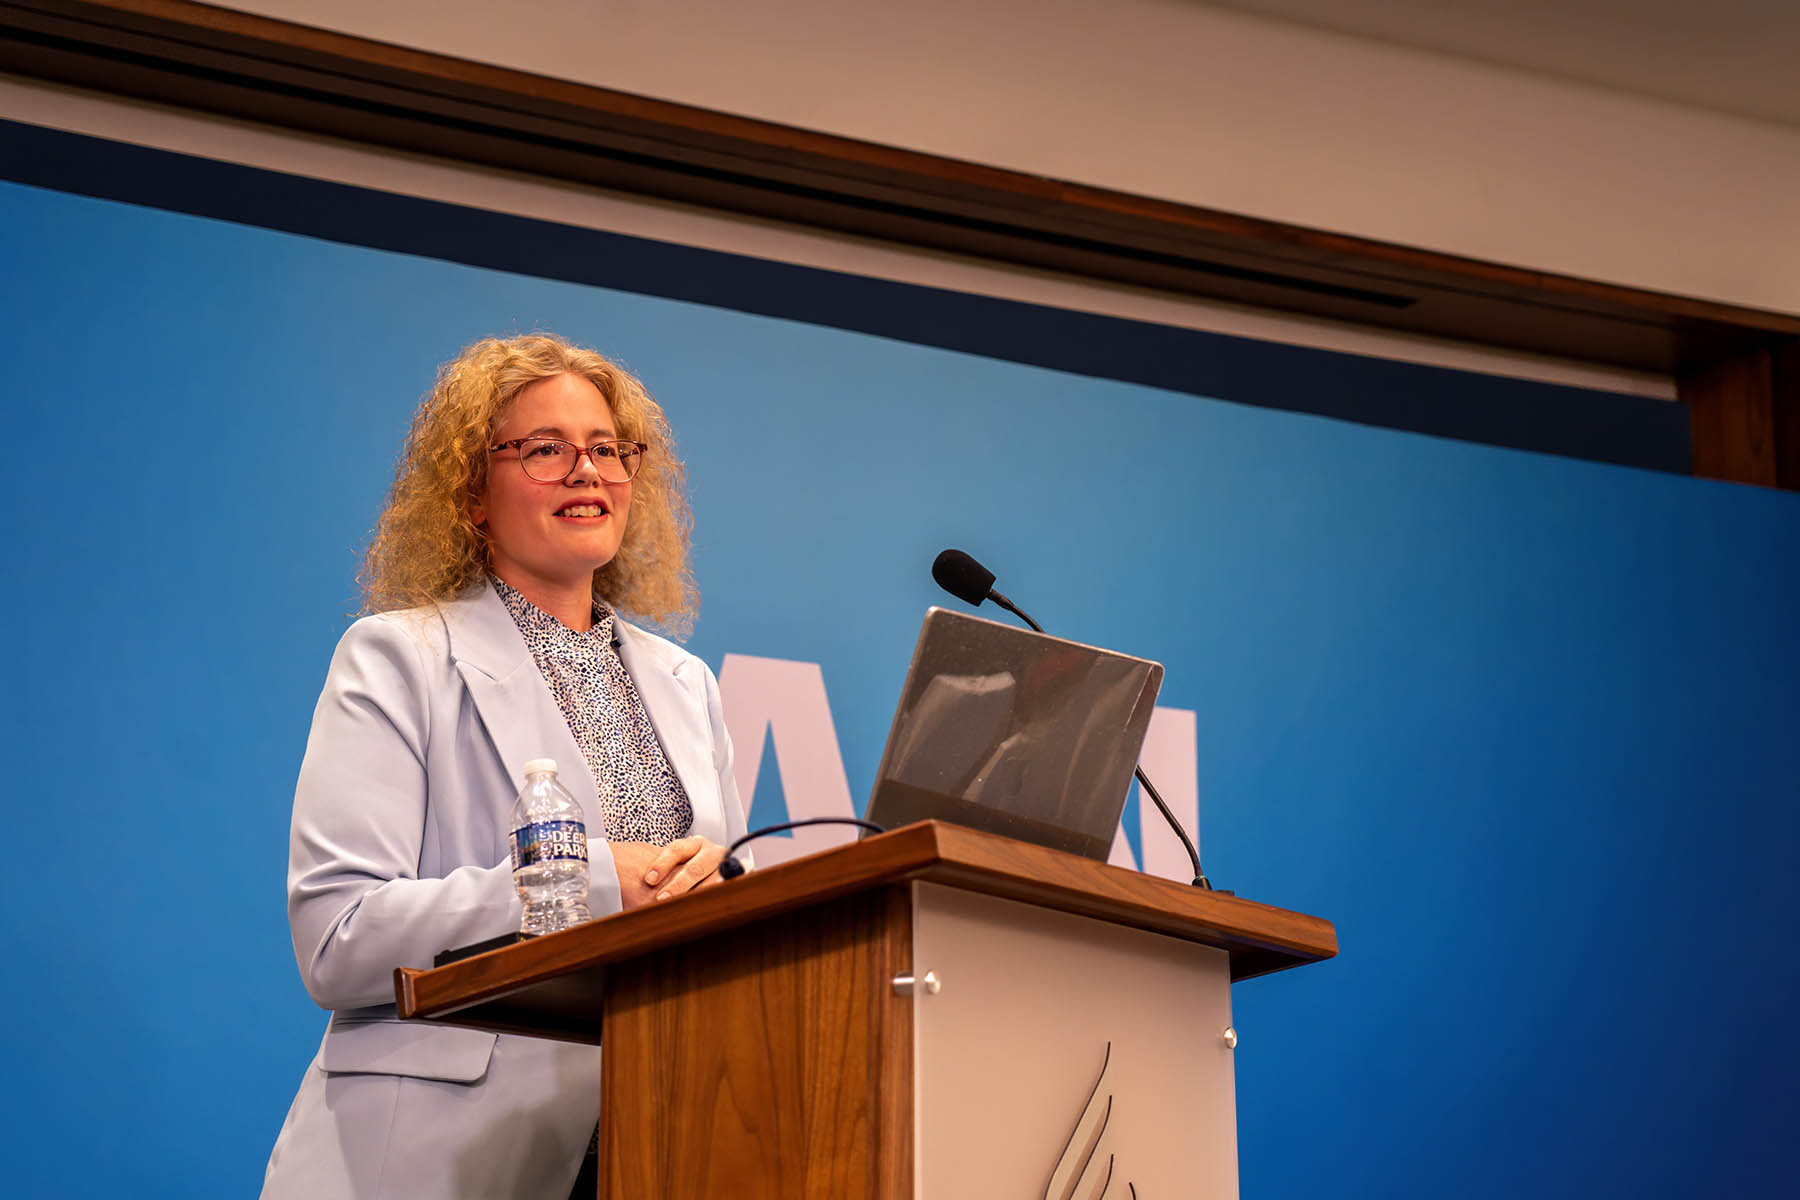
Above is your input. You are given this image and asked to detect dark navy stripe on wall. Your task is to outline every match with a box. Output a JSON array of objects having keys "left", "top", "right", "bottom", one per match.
[{"left": 0, "top": 118, "right": 1691, "bottom": 474}]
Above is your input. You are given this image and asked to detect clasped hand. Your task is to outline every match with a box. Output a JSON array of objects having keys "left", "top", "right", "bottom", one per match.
[{"left": 609, "top": 836, "right": 727, "bottom": 909}]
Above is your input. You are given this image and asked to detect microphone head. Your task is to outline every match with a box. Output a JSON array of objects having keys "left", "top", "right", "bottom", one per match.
[{"left": 932, "top": 548, "right": 996, "bottom": 606}]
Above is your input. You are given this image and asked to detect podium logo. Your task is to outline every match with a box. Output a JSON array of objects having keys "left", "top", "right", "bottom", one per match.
[
  {"left": 719, "top": 653, "right": 1199, "bottom": 880},
  {"left": 1045, "top": 1041, "right": 1136, "bottom": 1200}
]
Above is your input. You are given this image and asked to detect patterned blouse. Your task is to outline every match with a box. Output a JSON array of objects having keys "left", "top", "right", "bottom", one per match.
[{"left": 492, "top": 576, "right": 694, "bottom": 847}]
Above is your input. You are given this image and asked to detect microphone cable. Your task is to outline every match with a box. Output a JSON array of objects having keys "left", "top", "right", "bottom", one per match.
[{"left": 717, "top": 817, "right": 887, "bottom": 879}]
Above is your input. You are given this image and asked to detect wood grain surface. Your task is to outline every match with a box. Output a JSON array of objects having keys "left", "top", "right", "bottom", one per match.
[
  {"left": 396, "top": 820, "right": 1337, "bottom": 1039},
  {"left": 598, "top": 886, "right": 912, "bottom": 1198}
]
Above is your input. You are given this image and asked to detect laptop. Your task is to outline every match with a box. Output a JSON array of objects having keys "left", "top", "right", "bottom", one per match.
[{"left": 865, "top": 607, "right": 1164, "bottom": 860}]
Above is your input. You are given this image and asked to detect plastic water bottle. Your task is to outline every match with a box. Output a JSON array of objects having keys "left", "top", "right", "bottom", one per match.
[{"left": 509, "top": 758, "right": 592, "bottom": 935}]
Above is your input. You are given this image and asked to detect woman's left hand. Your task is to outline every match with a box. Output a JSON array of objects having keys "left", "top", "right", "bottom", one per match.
[{"left": 641, "top": 835, "right": 728, "bottom": 902}]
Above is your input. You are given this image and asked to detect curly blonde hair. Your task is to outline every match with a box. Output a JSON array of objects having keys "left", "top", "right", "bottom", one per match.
[{"left": 360, "top": 333, "right": 697, "bottom": 636}]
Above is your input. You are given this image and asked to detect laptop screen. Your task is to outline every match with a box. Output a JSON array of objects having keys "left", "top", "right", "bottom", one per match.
[{"left": 866, "top": 608, "right": 1164, "bottom": 860}]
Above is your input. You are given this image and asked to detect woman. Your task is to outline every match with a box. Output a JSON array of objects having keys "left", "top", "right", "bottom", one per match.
[{"left": 261, "top": 334, "right": 750, "bottom": 1199}]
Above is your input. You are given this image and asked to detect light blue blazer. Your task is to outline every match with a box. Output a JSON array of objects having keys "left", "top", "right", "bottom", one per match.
[{"left": 261, "top": 584, "right": 749, "bottom": 1199}]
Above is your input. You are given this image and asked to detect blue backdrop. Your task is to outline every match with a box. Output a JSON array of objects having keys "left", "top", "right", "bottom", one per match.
[{"left": 2, "top": 176, "right": 1796, "bottom": 1197}]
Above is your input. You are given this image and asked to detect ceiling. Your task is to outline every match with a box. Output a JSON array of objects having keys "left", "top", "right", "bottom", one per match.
[{"left": 1204, "top": 0, "right": 1800, "bottom": 128}]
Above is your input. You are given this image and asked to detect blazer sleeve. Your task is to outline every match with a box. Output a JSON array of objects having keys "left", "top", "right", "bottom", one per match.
[{"left": 287, "top": 615, "right": 519, "bottom": 1012}]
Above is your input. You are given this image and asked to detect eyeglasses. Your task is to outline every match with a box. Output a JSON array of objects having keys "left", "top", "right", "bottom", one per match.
[{"left": 488, "top": 437, "right": 648, "bottom": 484}]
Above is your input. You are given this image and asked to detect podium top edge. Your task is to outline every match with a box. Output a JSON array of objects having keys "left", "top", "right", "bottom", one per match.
[{"left": 397, "top": 820, "right": 1337, "bottom": 1022}]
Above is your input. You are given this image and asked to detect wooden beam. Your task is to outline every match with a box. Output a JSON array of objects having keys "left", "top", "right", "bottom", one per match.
[
  {"left": 1773, "top": 339, "right": 1800, "bottom": 490},
  {"left": 2, "top": 0, "right": 1798, "bottom": 380},
  {"left": 1682, "top": 345, "right": 1782, "bottom": 488}
]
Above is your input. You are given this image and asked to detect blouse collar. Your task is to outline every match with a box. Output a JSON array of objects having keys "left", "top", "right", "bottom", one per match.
[{"left": 490, "top": 574, "right": 615, "bottom": 646}]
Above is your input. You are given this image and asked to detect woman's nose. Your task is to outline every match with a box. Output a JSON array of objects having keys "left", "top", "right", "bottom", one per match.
[{"left": 567, "top": 448, "right": 605, "bottom": 481}]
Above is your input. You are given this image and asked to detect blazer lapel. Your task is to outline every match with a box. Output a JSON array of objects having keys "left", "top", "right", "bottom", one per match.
[
  {"left": 439, "top": 585, "right": 603, "bottom": 826},
  {"left": 614, "top": 621, "right": 718, "bottom": 821}
]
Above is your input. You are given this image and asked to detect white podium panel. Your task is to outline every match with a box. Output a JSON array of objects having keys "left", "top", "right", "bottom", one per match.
[{"left": 910, "top": 881, "right": 1239, "bottom": 1198}]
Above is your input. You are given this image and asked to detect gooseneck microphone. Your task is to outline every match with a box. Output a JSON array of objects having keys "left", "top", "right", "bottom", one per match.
[{"left": 931, "top": 548, "right": 1216, "bottom": 890}]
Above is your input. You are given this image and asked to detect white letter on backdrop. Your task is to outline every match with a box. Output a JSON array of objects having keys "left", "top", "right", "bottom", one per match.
[
  {"left": 1108, "top": 707, "right": 1200, "bottom": 883},
  {"left": 718, "top": 654, "right": 857, "bottom": 867}
]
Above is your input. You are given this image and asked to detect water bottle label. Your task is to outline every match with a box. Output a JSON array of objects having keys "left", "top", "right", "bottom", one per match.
[{"left": 511, "top": 819, "right": 588, "bottom": 869}]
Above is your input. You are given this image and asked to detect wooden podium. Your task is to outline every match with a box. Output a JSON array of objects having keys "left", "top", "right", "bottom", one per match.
[{"left": 396, "top": 820, "right": 1336, "bottom": 1198}]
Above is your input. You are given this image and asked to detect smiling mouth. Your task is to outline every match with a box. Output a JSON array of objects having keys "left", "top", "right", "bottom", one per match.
[{"left": 556, "top": 503, "right": 608, "bottom": 518}]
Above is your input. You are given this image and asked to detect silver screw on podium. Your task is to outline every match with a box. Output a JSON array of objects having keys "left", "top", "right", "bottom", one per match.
[{"left": 892, "top": 971, "right": 942, "bottom": 996}]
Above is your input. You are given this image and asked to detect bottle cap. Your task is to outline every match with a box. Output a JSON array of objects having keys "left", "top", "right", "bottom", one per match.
[{"left": 522, "top": 757, "right": 558, "bottom": 777}]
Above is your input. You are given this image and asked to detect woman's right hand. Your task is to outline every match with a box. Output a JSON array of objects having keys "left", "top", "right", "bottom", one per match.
[{"left": 609, "top": 837, "right": 727, "bottom": 909}]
